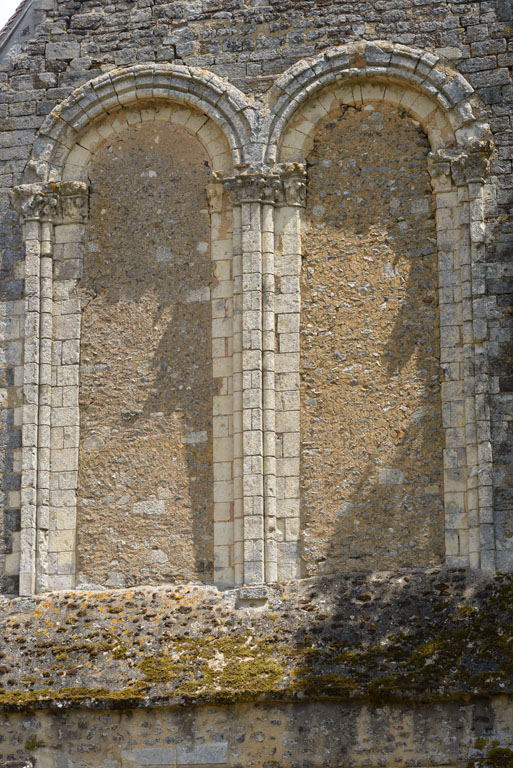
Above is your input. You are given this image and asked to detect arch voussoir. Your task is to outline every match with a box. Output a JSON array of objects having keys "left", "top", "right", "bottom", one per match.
[
  {"left": 263, "top": 40, "right": 488, "bottom": 165},
  {"left": 24, "top": 63, "right": 254, "bottom": 183}
]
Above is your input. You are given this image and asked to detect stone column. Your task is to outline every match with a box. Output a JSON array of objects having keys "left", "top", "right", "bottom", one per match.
[
  {"left": 49, "top": 182, "right": 88, "bottom": 592},
  {"left": 452, "top": 142, "right": 494, "bottom": 571},
  {"left": 12, "top": 184, "right": 58, "bottom": 595},
  {"left": 273, "top": 164, "right": 306, "bottom": 581},
  {"left": 223, "top": 172, "right": 275, "bottom": 586},
  {"left": 12, "top": 181, "right": 88, "bottom": 595},
  {"left": 428, "top": 142, "right": 493, "bottom": 572},
  {"left": 223, "top": 166, "right": 305, "bottom": 588},
  {"left": 207, "top": 180, "right": 236, "bottom": 587},
  {"left": 262, "top": 194, "right": 277, "bottom": 585}
]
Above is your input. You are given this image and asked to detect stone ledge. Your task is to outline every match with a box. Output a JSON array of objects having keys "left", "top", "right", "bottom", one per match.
[{"left": 0, "top": 570, "right": 512, "bottom": 711}]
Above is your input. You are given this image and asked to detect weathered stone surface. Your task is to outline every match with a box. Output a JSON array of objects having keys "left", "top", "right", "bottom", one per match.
[
  {"left": 0, "top": 2, "right": 512, "bottom": 763},
  {"left": 301, "top": 103, "right": 443, "bottom": 574},
  {"left": 2, "top": 696, "right": 510, "bottom": 768},
  {"left": 77, "top": 120, "right": 214, "bottom": 587},
  {"left": 0, "top": 569, "right": 511, "bottom": 709}
]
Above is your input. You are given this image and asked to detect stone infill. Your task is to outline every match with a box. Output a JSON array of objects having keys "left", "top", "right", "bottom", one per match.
[{"left": 0, "top": 569, "right": 512, "bottom": 710}]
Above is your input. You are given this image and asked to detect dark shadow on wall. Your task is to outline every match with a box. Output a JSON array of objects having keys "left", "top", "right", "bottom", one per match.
[
  {"left": 287, "top": 567, "right": 513, "bottom": 719},
  {"left": 0, "top": 211, "right": 23, "bottom": 595},
  {"left": 76, "top": 121, "right": 217, "bottom": 587},
  {"left": 488, "top": 0, "right": 512, "bottom": 22},
  {"left": 300, "top": 103, "right": 445, "bottom": 576}
]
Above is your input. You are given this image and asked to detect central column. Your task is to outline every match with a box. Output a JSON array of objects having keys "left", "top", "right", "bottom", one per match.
[
  {"left": 224, "top": 170, "right": 280, "bottom": 586},
  {"left": 223, "top": 166, "right": 306, "bottom": 588}
]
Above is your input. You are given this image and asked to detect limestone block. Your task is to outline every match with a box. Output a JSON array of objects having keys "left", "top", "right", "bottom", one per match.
[
  {"left": 213, "top": 481, "right": 232, "bottom": 504},
  {"left": 177, "top": 743, "right": 228, "bottom": 765},
  {"left": 48, "top": 528, "right": 76, "bottom": 553},
  {"left": 50, "top": 449, "right": 78, "bottom": 472},
  {"left": 244, "top": 515, "right": 264, "bottom": 540},
  {"left": 244, "top": 558, "right": 265, "bottom": 584},
  {"left": 213, "top": 502, "right": 231, "bottom": 522},
  {"left": 46, "top": 41, "right": 81, "bottom": 60},
  {"left": 279, "top": 333, "right": 300, "bottom": 353},
  {"left": 4, "top": 551, "right": 20, "bottom": 575}
]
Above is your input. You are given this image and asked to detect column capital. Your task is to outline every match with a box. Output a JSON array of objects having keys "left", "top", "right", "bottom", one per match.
[
  {"left": 12, "top": 183, "right": 61, "bottom": 223},
  {"left": 274, "top": 163, "right": 307, "bottom": 207},
  {"left": 206, "top": 181, "right": 225, "bottom": 214},
  {"left": 58, "top": 181, "right": 89, "bottom": 223},
  {"left": 222, "top": 169, "right": 281, "bottom": 206},
  {"left": 12, "top": 181, "right": 89, "bottom": 224},
  {"left": 427, "top": 140, "right": 491, "bottom": 190},
  {"left": 220, "top": 163, "right": 306, "bottom": 207}
]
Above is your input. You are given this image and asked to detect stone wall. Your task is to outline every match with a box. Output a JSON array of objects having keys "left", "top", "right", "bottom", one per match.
[
  {"left": 77, "top": 120, "right": 214, "bottom": 587},
  {"left": 0, "top": 0, "right": 511, "bottom": 591},
  {"left": 0, "top": 698, "right": 512, "bottom": 768},
  {"left": 301, "top": 103, "right": 443, "bottom": 574},
  {"left": 0, "top": 571, "right": 513, "bottom": 767},
  {"left": 0, "top": 3, "right": 512, "bottom": 763}
]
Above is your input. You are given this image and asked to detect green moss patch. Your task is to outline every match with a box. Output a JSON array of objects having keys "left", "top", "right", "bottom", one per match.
[
  {"left": 139, "top": 654, "right": 176, "bottom": 683},
  {"left": 0, "top": 682, "right": 150, "bottom": 711},
  {"left": 2, "top": 572, "right": 513, "bottom": 711},
  {"left": 484, "top": 747, "right": 513, "bottom": 768},
  {"left": 141, "top": 637, "right": 286, "bottom": 704}
]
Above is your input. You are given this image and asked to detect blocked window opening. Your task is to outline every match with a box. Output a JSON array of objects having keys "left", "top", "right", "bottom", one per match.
[
  {"left": 300, "top": 103, "right": 444, "bottom": 574},
  {"left": 76, "top": 121, "right": 215, "bottom": 587}
]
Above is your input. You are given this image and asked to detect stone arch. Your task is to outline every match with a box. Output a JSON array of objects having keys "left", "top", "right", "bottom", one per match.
[
  {"left": 11, "top": 50, "right": 500, "bottom": 595},
  {"left": 15, "top": 65, "right": 249, "bottom": 594},
  {"left": 24, "top": 63, "right": 255, "bottom": 183},
  {"left": 264, "top": 40, "right": 489, "bottom": 163},
  {"left": 265, "top": 42, "right": 497, "bottom": 575},
  {"left": 60, "top": 102, "right": 232, "bottom": 182}
]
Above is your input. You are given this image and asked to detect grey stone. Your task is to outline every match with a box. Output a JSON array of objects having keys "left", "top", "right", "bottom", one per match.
[
  {"left": 122, "top": 749, "right": 177, "bottom": 766},
  {"left": 177, "top": 743, "right": 228, "bottom": 765},
  {"left": 132, "top": 499, "right": 166, "bottom": 516},
  {"left": 45, "top": 42, "right": 82, "bottom": 60}
]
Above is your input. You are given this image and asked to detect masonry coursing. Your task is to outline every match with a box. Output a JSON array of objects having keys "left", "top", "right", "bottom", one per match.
[
  {"left": 0, "top": 2, "right": 512, "bottom": 765},
  {"left": 0, "top": 0, "right": 512, "bottom": 591}
]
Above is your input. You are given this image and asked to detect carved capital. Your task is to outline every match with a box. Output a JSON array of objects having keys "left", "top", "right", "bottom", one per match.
[
  {"left": 274, "top": 163, "right": 307, "bottom": 207},
  {"left": 428, "top": 141, "right": 491, "bottom": 190},
  {"left": 58, "top": 181, "right": 89, "bottom": 223},
  {"left": 427, "top": 152, "right": 452, "bottom": 189},
  {"left": 206, "top": 181, "right": 225, "bottom": 214},
  {"left": 12, "top": 181, "right": 89, "bottom": 224},
  {"left": 12, "top": 183, "right": 60, "bottom": 222},
  {"left": 451, "top": 141, "right": 491, "bottom": 186},
  {"left": 223, "top": 170, "right": 281, "bottom": 206},
  {"left": 222, "top": 164, "right": 307, "bottom": 207}
]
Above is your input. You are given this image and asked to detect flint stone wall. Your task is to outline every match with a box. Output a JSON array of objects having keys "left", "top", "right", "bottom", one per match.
[
  {"left": 78, "top": 120, "right": 214, "bottom": 587},
  {"left": 0, "top": 571, "right": 512, "bottom": 766},
  {"left": 0, "top": 698, "right": 511, "bottom": 768},
  {"left": 301, "top": 102, "right": 443, "bottom": 573}
]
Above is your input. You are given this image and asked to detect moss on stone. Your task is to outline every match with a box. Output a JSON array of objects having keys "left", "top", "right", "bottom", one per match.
[
  {"left": 171, "top": 637, "right": 285, "bottom": 703},
  {"left": 0, "top": 682, "right": 150, "bottom": 711},
  {"left": 292, "top": 673, "right": 357, "bottom": 697},
  {"left": 139, "top": 654, "right": 177, "bottom": 683},
  {"left": 366, "top": 676, "right": 400, "bottom": 702},
  {"left": 25, "top": 735, "right": 42, "bottom": 751},
  {"left": 484, "top": 747, "right": 513, "bottom": 768},
  {"left": 2, "top": 573, "right": 513, "bottom": 711}
]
